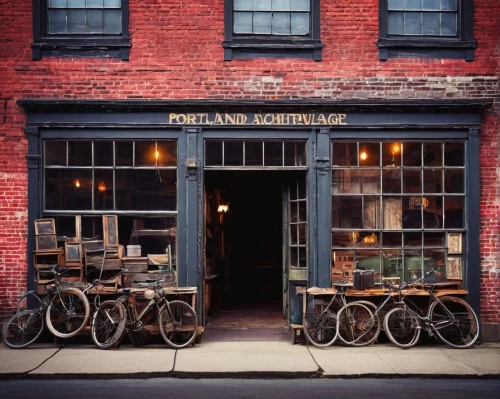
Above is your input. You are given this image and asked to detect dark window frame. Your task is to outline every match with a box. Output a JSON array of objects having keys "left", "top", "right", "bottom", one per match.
[
  {"left": 43, "top": 139, "right": 178, "bottom": 213},
  {"left": 32, "top": 0, "right": 130, "bottom": 61},
  {"left": 222, "top": 0, "right": 324, "bottom": 61},
  {"left": 377, "top": 0, "right": 477, "bottom": 61}
]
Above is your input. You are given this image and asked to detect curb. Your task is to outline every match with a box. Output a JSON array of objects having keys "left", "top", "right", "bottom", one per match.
[{"left": 1, "top": 371, "right": 499, "bottom": 381}]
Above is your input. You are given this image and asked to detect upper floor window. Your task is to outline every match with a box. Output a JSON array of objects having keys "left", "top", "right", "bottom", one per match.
[
  {"left": 32, "top": 0, "right": 130, "bottom": 60},
  {"left": 233, "top": 0, "right": 310, "bottom": 35},
  {"left": 47, "top": 0, "right": 122, "bottom": 34},
  {"left": 223, "top": 0, "right": 324, "bottom": 61},
  {"left": 378, "top": 0, "right": 476, "bottom": 61}
]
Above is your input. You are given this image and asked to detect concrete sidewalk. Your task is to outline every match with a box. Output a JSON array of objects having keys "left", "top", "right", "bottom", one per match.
[{"left": 1, "top": 341, "right": 499, "bottom": 380}]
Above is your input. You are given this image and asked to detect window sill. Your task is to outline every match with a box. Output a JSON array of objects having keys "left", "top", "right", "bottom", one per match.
[
  {"left": 222, "top": 39, "right": 324, "bottom": 61},
  {"left": 377, "top": 38, "right": 477, "bottom": 61},
  {"left": 32, "top": 38, "right": 131, "bottom": 61}
]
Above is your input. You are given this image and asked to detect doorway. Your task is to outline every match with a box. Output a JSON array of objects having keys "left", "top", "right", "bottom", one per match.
[{"left": 204, "top": 171, "right": 287, "bottom": 337}]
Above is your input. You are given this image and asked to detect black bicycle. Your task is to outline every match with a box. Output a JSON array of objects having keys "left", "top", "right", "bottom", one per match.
[
  {"left": 383, "top": 270, "right": 480, "bottom": 349},
  {"left": 2, "top": 265, "right": 121, "bottom": 349},
  {"left": 91, "top": 279, "right": 198, "bottom": 349}
]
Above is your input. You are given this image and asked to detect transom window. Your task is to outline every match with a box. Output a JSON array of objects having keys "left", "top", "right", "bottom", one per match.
[
  {"left": 47, "top": 0, "right": 122, "bottom": 34},
  {"left": 44, "top": 140, "right": 177, "bottom": 212},
  {"left": 204, "top": 140, "right": 307, "bottom": 168},
  {"left": 233, "top": 0, "right": 310, "bottom": 35},
  {"left": 387, "top": 0, "right": 457, "bottom": 36},
  {"left": 331, "top": 141, "right": 466, "bottom": 284}
]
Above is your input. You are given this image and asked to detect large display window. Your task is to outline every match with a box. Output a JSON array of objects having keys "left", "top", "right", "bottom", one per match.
[
  {"left": 331, "top": 141, "right": 466, "bottom": 284},
  {"left": 42, "top": 139, "right": 178, "bottom": 267}
]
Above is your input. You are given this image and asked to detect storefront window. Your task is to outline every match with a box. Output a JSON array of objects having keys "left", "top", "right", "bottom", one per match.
[
  {"left": 331, "top": 141, "right": 466, "bottom": 284},
  {"left": 44, "top": 140, "right": 177, "bottom": 211},
  {"left": 205, "top": 140, "right": 307, "bottom": 168},
  {"left": 43, "top": 140, "right": 178, "bottom": 272}
]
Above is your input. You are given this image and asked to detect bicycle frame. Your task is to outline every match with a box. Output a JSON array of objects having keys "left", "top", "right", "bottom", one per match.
[
  {"left": 124, "top": 295, "right": 161, "bottom": 328},
  {"left": 401, "top": 286, "right": 458, "bottom": 336},
  {"left": 317, "top": 285, "right": 350, "bottom": 317}
]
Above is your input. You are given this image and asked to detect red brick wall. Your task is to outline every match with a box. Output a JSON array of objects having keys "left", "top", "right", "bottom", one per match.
[
  {"left": 479, "top": 105, "right": 500, "bottom": 328},
  {"left": 0, "top": 1, "right": 498, "bottom": 324}
]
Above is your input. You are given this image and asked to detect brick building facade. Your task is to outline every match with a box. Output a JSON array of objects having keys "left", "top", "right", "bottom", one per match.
[{"left": 0, "top": 1, "right": 499, "bottom": 341}]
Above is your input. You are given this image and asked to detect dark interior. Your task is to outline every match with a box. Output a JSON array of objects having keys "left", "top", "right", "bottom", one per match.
[{"left": 205, "top": 171, "right": 283, "bottom": 313}]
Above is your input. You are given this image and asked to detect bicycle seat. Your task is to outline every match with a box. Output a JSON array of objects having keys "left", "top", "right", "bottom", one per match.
[{"left": 122, "top": 288, "right": 132, "bottom": 295}]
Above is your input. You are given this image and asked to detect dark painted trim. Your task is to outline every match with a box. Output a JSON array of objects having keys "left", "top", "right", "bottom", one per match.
[
  {"left": 307, "top": 129, "right": 318, "bottom": 287},
  {"left": 196, "top": 128, "right": 205, "bottom": 327},
  {"left": 184, "top": 127, "right": 201, "bottom": 288},
  {"left": 466, "top": 127, "right": 481, "bottom": 325},
  {"left": 314, "top": 127, "right": 332, "bottom": 288},
  {"left": 25, "top": 126, "right": 41, "bottom": 306},
  {"left": 18, "top": 98, "right": 493, "bottom": 113}
]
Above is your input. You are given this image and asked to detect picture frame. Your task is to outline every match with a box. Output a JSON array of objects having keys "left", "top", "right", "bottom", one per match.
[
  {"left": 447, "top": 233, "right": 462, "bottom": 254},
  {"left": 447, "top": 257, "right": 462, "bottom": 280},
  {"left": 34, "top": 218, "right": 56, "bottom": 235},
  {"left": 36, "top": 235, "right": 57, "bottom": 251},
  {"left": 103, "top": 215, "right": 119, "bottom": 247},
  {"left": 65, "top": 240, "right": 82, "bottom": 264}
]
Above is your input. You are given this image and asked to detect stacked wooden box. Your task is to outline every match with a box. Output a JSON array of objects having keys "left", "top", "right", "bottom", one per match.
[
  {"left": 33, "top": 218, "right": 64, "bottom": 294},
  {"left": 121, "top": 243, "right": 176, "bottom": 289},
  {"left": 331, "top": 251, "right": 355, "bottom": 283}
]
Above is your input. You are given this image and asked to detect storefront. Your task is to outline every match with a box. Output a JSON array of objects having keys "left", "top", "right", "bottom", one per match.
[{"left": 19, "top": 99, "right": 486, "bottom": 329}]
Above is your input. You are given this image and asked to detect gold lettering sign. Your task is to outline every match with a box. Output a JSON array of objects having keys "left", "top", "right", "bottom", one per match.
[{"left": 168, "top": 113, "right": 347, "bottom": 126}]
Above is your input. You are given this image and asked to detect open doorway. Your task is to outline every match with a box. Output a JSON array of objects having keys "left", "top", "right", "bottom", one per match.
[{"left": 204, "top": 171, "right": 286, "bottom": 334}]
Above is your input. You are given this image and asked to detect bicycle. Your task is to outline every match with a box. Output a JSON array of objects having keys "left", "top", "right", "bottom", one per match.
[
  {"left": 337, "top": 278, "right": 412, "bottom": 347},
  {"left": 302, "top": 281, "right": 377, "bottom": 347},
  {"left": 383, "top": 269, "right": 480, "bottom": 349},
  {"left": 2, "top": 265, "right": 121, "bottom": 349},
  {"left": 91, "top": 279, "right": 198, "bottom": 350}
]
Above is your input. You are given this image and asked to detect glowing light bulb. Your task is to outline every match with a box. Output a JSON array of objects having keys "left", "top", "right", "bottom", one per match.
[
  {"left": 74, "top": 179, "right": 81, "bottom": 188},
  {"left": 97, "top": 180, "right": 106, "bottom": 192},
  {"left": 360, "top": 148, "right": 368, "bottom": 161}
]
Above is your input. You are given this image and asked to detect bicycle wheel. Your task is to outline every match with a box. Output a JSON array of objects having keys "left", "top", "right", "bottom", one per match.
[
  {"left": 2, "top": 310, "right": 44, "bottom": 349},
  {"left": 428, "top": 296, "right": 479, "bottom": 348},
  {"left": 303, "top": 309, "right": 338, "bottom": 347},
  {"left": 336, "top": 303, "right": 378, "bottom": 346},
  {"left": 158, "top": 300, "right": 197, "bottom": 349},
  {"left": 350, "top": 300, "right": 381, "bottom": 345},
  {"left": 383, "top": 307, "right": 420, "bottom": 349},
  {"left": 46, "top": 287, "right": 90, "bottom": 338},
  {"left": 91, "top": 300, "right": 127, "bottom": 350}
]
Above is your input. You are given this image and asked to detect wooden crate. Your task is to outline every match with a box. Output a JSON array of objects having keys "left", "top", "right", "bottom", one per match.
[
  {"left": 331, "top": 266, "right": 343, "bottom": 280},
  {"left": 88, "top": 277, "right": 119, "bottom": 295},
  {"left": 122, "top": 257, "right": 148, "bottom": 273},
  {"left": 102, "top": 257, "right": 123, "bottom": 270},
  {"left": 122, "top": 271, "right": 176, "bottom": 288}
]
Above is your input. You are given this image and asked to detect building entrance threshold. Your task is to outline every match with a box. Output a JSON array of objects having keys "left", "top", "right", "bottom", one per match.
[{"left": 203, "top": 310, "right": 289, "bottom": 342}]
